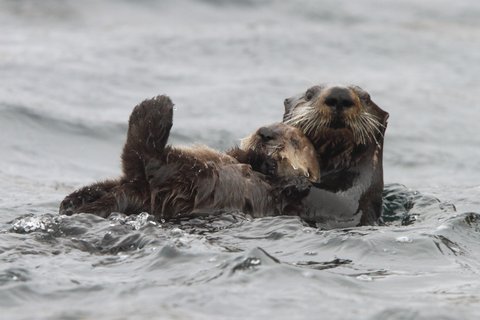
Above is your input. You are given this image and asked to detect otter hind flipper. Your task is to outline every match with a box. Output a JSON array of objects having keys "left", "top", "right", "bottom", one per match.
[
  {"left": 59, "top": 179, "right": 119, "bottom": 216},
  {"left": 122, "top": 95, "right": 174, "bottom": 180},
  {"left": 60, "top": 181, "right": 147, "bottom": 218}
]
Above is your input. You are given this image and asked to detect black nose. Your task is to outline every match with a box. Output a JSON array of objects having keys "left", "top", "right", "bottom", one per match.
[
  {"left": 258, "top": 127, "right": 275, "bottom": 141},
  {"left": 324, "top": 87, "right": 355, "bottom": 110}
]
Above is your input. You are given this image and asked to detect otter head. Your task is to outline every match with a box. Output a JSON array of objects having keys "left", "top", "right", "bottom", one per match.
[
  {"left": 283, "top": 84, "right": 388, "bottom": 146},
  {"left": 241, "top": 123, "right": 320, "bottom": 182}
]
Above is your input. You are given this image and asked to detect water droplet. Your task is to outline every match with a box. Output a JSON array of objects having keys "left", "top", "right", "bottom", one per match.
[
  {"left": 302, "top": 227, "right": 313, "bottom": 233},
  {"left": 250, "top": 258, "right": 261, "bottom": 266},
  {"left": 356, "top": 275, "right": 373, "bottom": 281},
  {"left": 395, "top": 236, "right": 413, "bottom": 243}
]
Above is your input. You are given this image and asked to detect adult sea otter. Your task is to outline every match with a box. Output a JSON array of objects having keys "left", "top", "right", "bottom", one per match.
[{"left": 283, "top": 84, "right": 389, "bottom": 227}]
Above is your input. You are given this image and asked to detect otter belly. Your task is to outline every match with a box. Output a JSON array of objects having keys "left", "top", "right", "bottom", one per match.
[
  {"left": 300, "top": 187, "right": 362, "bottom": 228},
  {"left": 300, "top": 163, "right": 375, "bottom": 228}
]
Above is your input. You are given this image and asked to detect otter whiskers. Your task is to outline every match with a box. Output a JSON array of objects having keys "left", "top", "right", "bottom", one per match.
[
  {"left": 348, "top": 112, "right": 384, "bottom": 146},
  {"left": 285, "top": 105, "right": 331, "bottom": 137}
]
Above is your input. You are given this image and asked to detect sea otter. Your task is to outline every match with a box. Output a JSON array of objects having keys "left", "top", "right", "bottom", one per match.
[
  {"left": 60, "top": 95, "right": 320, "bottom": 220},
  {"left": 283, "top": 84, "right": 389, "bottom": 227}
]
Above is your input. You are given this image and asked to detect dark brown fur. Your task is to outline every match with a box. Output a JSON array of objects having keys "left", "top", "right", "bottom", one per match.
[
  {"left": 283, "top": 84, "right": 389, "bottom": 226},
  {"left": 60, "top": 96, "right": 318, "bottom": 220}
]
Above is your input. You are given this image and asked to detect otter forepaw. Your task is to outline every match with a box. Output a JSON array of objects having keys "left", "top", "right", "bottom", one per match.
[
  {"left": 59, "top": 181, "right": 118, "bottom": 215},
  {"left": 59, "top": 198, "right": 76, "bottom": 216},
  {"left": 281, "top": 176, "right": 312, "bottom": 199},
  {"left": 259, "top": 156, "right": 277, "bottom": 176}
]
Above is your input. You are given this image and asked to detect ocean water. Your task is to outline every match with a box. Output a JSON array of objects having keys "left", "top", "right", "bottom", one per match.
[{"left": 1, "top": 0, "right": 480, "bottom": 319}]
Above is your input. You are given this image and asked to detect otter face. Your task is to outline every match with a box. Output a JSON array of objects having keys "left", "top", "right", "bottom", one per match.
[
  {"left": 241, "top": 123, "right": 320, "bottom": 182},
  {"left": 283, "top": 84, "right": 388, "bottom": 146}
]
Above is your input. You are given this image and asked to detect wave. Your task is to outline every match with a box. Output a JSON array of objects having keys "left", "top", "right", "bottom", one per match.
[
  {"left": 3, "top": 196, "right": 479, "bottom": 319},
  {"left": 0, "top": 103, "right": 127, "bottom": 141}
]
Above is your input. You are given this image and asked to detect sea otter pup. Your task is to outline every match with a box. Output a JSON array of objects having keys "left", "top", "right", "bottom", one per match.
[
  {"left": 283, "top": 84, "right": 389, "bottom": 227},
  {"left": 60, "top": 95, "right": 319, "bottom": 220}
]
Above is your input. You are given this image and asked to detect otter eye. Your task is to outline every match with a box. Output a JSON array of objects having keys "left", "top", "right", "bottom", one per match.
[
  {"left": 305, "top": 89, "right": 314, "bottom": 101},
  {"left": 357, "top": 91, "right": 370, "bottom": 101}
]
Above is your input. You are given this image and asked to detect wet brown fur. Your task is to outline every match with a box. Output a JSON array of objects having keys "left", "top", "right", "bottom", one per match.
[
  {"left": 283, "top": 84, "right": 389, "bottom": 225},
  {"left": 241, "top": 124, "right": 320, "bottom": 182},
  {"left": 60, "top": 96, "right": 318, "bottom": 220}
]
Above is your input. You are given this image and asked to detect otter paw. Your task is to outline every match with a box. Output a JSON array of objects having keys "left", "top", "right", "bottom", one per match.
[
  {"left": 281, "top": 176, "right": 312, "bottom": 199},
  {"left": 129, "top": 95, "right": 174, "bottom": 130},
  {"left": 59, "top": 198, "right": 75, "bottom": 216},
  {"left": 259, "top": 156, "right": 278, "bottom": 176},
  {"left": 58, "top": 181, "right": 118, "bottom": 215},
  {"left": 125, "top": 95, "right": 174, "bottom": 158}
]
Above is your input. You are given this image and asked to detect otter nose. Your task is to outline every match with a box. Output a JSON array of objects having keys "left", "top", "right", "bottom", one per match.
[
  {"left": 324, "top": 87, "right": 355, "bottom": 110},
  {"left": 258, "top": 127, "right": 275, "bottom": 141}
]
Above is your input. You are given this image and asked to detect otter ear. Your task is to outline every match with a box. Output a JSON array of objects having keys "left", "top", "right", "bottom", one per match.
[
  {"left": 283, "top": 96, "right": 294, "bottom": 118},
  {"left": 283, "top": 92, "right": 304, "bottom": 121},
  {"left": 374, "top": 102, "right": 389, "bottom": 133},
  {"left": 382, "top": 112, "right": 389, "bottom": 128},
  {"left": 371, "top": 101, "right": 389, "bottom": 141}
]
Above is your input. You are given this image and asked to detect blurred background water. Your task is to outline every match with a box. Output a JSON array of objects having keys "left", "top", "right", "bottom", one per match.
[{"left": 1, "top": 0, "right": 479, "bottom": 319}]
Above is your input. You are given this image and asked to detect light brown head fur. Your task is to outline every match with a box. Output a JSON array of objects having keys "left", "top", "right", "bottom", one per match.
[
  {"left": 284, "top": 85, "right": 387, "bottom": 147},
  {"left": 240, "top": 123, "right": 320, "bottom": 182}
]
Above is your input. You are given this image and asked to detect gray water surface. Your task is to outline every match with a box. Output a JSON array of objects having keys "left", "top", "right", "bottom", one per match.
[{"left": 1, "top": 0, "right": 480, "bottom": 319}]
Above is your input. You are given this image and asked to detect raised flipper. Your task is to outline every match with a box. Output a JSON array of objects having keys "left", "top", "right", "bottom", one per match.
[{"left": 121, "top": 95, "right": 174, "bottom": 181}]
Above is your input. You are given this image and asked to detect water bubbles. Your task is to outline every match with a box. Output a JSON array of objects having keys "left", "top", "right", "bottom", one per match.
[
  {"left": 109, "top": 212, "right": 159, "bottom": 230},
  {"left": 11, "top": 216, "right": 46, "bottom": 233},
  {"left": 10, "top": 214, "right": 60, "bottom": 233},
  {"left": 124, "top": 212, "right": 157, "bottom": 230}
]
